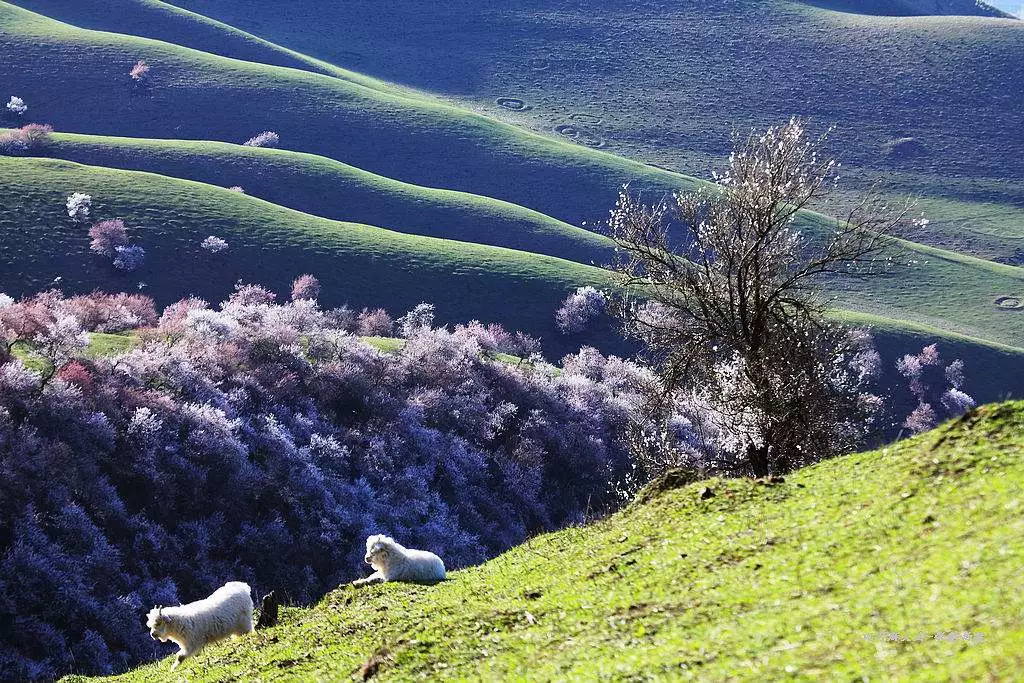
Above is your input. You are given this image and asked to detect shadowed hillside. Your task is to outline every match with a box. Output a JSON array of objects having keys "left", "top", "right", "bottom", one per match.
[
  {"left": 153, "top": 0, "right": 1024, "bottom": 262},
  {"left": 35, "top": 132, "right": 612, "bottom": 264},
  {"left": 801, "top": 0, "right": 1012, "bottom": 16},
  {"left": 68, "top": 401, "right": 1024, "bottom": 681}
]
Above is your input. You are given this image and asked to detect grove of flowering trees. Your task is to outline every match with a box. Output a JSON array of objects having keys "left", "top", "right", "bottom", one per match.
[
  {"left": 897, "top": 344, "right": 975, "bottom": 434},
  {"left": 0, "top": 284, "right": 681, "bottom": 680}
]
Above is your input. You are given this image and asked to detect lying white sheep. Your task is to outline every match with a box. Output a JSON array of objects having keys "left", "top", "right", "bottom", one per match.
[
  {"left": 146, "top": 581, "right": 254, "bottom": 669},
  {"left": 353, "top": 534, "right": 446, "bottom": 586}
]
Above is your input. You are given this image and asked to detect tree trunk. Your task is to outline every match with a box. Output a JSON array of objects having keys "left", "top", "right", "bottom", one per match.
[
  {"left": 747, "top": 443, "right": 770, "bottom": 478},
  {"left": 256, "top": 591, "right": 278, "bottom": 630}
]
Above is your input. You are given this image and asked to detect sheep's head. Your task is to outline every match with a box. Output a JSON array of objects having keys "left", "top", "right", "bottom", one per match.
[
  {"left": 364, "top": 534, "right": 395, "bottom": 569},
  {"left": 146, "top": 606, "right": 170, "bottom": 641}
]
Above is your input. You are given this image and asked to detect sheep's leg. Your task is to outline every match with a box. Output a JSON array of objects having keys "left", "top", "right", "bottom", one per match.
[
  {"left": 172, "top": 649, "right": 190, "bottom": 670},
  {"left": 353, "top": 571, "right": 385, "bottom": 587}
]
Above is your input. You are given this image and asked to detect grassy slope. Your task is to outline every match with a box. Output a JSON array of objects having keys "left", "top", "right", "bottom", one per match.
[
  {"left": 7, "top": 0, "right": 415, "bottom": 96},
  {"left": 161, "top": 0, "right": 1024, "bottom": 261},
  {"left": 2, "top": 3, "right": 1022, "bottom": 346},
  {"left": 0, "top": 157, "right": 616, "bottom": 353},
  {"left": 35, "top": 132, "right": 611, "bottom": 264},
  {"left": 6, "top": 151, "right": 1024, "bottom": 354},
  {"left": 72, "top": 401, "right": 1024, "bottom": 681},
  {"left": 834, "top": 311, "right": 1024, "bottom": 409},
  {"left": 0, "top": 1, "right": 695, "bottom": 229}
]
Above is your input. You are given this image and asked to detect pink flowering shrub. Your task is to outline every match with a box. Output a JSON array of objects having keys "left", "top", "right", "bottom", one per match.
[
  {"left": 88, "top": 219, "right": 129, "bottom": 258},
  {"left": 356, "top": 307, "right": 394, "bottom": 336},
  {"left": 129, "top": 59, "right": 150, "bottom": 81},
  {"left": 0, "top": 123, "right": 53, "bottom": 155},
  {"left": 0, "top": 287, "right": 680, "bottom": 680},
  {"left": 290, "top": 274, "right": 321, "bottom": 301},
  {"left": 896, "top": 344, "right": 975, "bottom": 435}
]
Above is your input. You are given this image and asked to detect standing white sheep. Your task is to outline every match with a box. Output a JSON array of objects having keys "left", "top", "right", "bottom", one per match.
[
  {"left": 352, "top": 534, "right": 446, "bottom": 586},
  {"left": 146, "top": 581, "right": 254, "bottom": 669}
]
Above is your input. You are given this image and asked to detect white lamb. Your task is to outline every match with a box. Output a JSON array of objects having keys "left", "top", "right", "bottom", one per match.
[
  {"left": 353, "top": 534, "right": 446, "bottom": 586},
  {"left": 146, "top": 581, "right": 254, "bottom": 669}
]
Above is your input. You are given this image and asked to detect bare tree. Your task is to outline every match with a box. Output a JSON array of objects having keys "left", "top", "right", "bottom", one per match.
[{"left": 609, "top": 119, "right": 906, "bottom": 477}]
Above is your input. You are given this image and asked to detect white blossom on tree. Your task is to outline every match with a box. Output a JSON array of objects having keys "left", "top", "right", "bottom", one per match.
[
  {"left": 201, "top": 235, "right": 229, "bottom": 253},
  {"left": 6, "top": 95, "right": 27, "bottom": 115},
  {"left": 66, "top": 193, "right": 92, "bottom": 222},
  {"left": 242, "top": 131, "right": 280, "bottom": 148}
]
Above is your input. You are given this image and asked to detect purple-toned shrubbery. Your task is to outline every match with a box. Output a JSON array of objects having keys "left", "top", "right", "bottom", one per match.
[
  {"left": 0, "top": 123, "right": 53, "bottom": 155},
  {"left": 896, "top": 344, "right": 975, "bottom": 435},
  {"left": 0, "top": 285, "right": 670, "bottom": 680},
  {"left": 556, "top": 286, "right": 606, "bottom": 334}
]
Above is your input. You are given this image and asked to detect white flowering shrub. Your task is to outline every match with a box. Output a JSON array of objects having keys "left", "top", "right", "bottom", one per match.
[
  {"left": 242, "top": 131, "right": 280, "bottom": 148},
  {"left": 201, "top": 235, "right": 229, "bottom": 253},
  {"left": 66, "top": 193, "right": 92, "bottom": 221},
  {"left": 609, "top": 119, "right": 905, "bottom": 476},
  {"left": 555, "top": 286, "right": 606, "bottom": 334},
  {"left": 6, "top": 95, "right": 27, "bottom": 115}
]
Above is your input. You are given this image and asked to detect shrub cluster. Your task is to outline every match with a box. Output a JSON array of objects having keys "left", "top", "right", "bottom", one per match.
[
  {"left": 0, "top": 286, "right": 666, "bottom": 679},
  {"left": 0, "top": 123, "right": 53, "bottom": 156}
]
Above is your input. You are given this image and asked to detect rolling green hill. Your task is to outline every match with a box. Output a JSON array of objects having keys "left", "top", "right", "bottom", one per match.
[
  {"left": 5, "top": 150, "right": 1024, "bottom": 351},
  {"left": 155, "top": 0, "right": 1024, "bottom": 262},
  {"left": 0, "top": 156, "right": 614, "bottom": 350},
  {"left": 36, "top": 132, "right": 612, "bottom": 264},
  {"left": 68, "top": 401, "right": 1024, "bottom": 681},
  {"left": 6, "top": 0, "right": 413, "bottom": 96},
  {"left": 1, "top": 1, "right": 1021, "bottom": 376},
  {"left": 0, "top": 1, "right": 695, "bottom": 229}
]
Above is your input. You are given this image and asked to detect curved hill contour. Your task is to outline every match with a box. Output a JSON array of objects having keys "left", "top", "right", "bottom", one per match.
[{"left": 39, "top": 132, "right": 612, "bottom": 265}]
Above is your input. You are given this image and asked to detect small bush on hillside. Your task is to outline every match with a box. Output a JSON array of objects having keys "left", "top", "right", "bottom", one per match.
[
  {"left": 88, "top": 219, "right": 129, "bottom": 257},
  {"left": 0, "top": 123, "right": 53, "bottom": 155},
  {"left": 5, "top": 95, "right": 27, "bottom": 115},
  {"left": 397, "top": 302, "right": 435, "bottom": 337},
  {"left": 201, "top": 235, "right": 229, "bottom": 254},
  {"left": 290, "top": 274, "right": 321, "bottom": 301},
  {"left": 129, "top": 60, "right": 150, "bottom": 81},
  {"left": 113, "top": 245, "right": 146, "bottom": 272},
  {"left": 66, "top": 192, "right": 92, "bottom": 222},
  {"left": 242, "top": 131, "right": 280, "bottom": 148},
  {"left": 357, "top": 307, "right": 394, "bottom": 336},
  {"left": 556, "top": 286, "right": 606, "bottom": 334}
]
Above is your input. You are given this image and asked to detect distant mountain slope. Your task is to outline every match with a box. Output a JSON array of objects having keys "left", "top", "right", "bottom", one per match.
[
  {"left": 2, "top": 1, "right": 1022, "bottom": 350},
  {"left": 69, "top": 401, "right": 1024, "bottom": 681},
  {"left": 155, "top": 0, "right": 1024, "bottom": 262},
  {"left": 801, "top": 0, "right": 1013, "bottom": 16},
  {"left": 7, "top": 0, "right": 412, "bottom": 95},
  {"left": 0, "top": 1, "right": 695, "bottom": 231}
]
